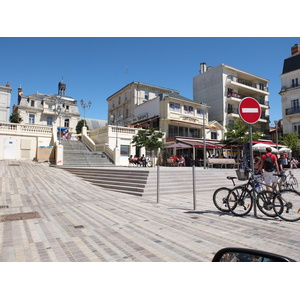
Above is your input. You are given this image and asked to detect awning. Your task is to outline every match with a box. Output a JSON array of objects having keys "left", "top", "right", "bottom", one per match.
[
  {"left": 171, "top": 121, "right": 204, "bottom": 129},
  {"left": 177, "top": 139, "right": 221, "bottom": 149},
  {"left": 165, "top": 142, "right": 191, "bottom": 148}
]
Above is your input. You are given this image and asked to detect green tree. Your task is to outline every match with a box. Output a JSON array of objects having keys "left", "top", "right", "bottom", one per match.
[
  {"left": 279, "top": 131, "right": 299, "bottom": 152},
  {"left": 76, "top": 119, "right": 89, "bottom": 134},
  {"left": 131, "top": 128, "right": 164, "bottom": 162},
  {"left": 9, "top": 111, "right": 23, "bottom": 123},
  {"left": 222, "top": 118, "right": 262, "bottom": 161}
]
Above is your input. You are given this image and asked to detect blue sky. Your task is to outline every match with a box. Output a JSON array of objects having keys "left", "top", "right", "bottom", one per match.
[{"left": 1, "top": 37, "right": 298, "bottom": 126}]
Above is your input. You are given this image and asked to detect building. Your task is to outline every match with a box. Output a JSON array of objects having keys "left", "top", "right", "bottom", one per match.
[
  {"left": 0, "top": 82, "right": 12, "bottom": 122},
  {"left": 15, "top": 80, "right": 81, "bottom": 139},
  {"left": 105, "top": 81, "right": 224, "bottom": 165},
  {"left": 193, "top": 63, "right": 270, "bottom": 136},
  {"left": 279, "top": 44, "right": 300, "bottom": 144}
]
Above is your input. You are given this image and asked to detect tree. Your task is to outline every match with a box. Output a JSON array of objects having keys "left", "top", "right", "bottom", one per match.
[
  {"left": 76, "top": 119, "right": 89, "bottom": 134},
  {"left": 222, "top": 118, "right": 262, "bottom": 161},
  {"left": 279, "top": 131, "right": 299, "bottom": 152},
  {"left": 9, "top": 111, "right": 23, "bottom": 123},
  {"left": 131, "top": 128, "right": 164, "bottom": 161}
]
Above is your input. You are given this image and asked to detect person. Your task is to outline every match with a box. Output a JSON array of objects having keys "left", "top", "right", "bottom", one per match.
[
  {"left": 178, "top": 155, "right": 185, "bottom": 167},
  {"left": 140, "top": 154, "right": 147, "bottom": 167},
  {"left": 133, "top": 155, "right": 142, "bottom": 166},
  {"left": 128, "top": 155, "right": 134, "bottom": 166},
  {"left": 290, "top": 157, "right": 298, "bottom": 169},
  {"left": 277, "top": 154, "right": 285, "bottom": 173},
  {"left": 258, "top": 147, "right": 280, "bottom": 190},
  {"left": 253, "top": 156, "right": 263, "bottom": 192},
  {"left": 172, "top": 155, "right": 179, "bottom": 166}
]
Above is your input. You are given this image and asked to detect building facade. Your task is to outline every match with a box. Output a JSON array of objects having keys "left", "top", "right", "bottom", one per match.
[
  {"left": 0, "top": 82, "right": 12, "bottom": 122},
  {"left": 106, "top": 81, "right": 224, "bottom": 164},
  {"left": 15, "top": 80, "right": 81, "bottom": 139},
  {"left": 280, "top": 44, "right": 300, "bottom": 144},
  {"left": 193, "top": 63, "right": 270, "bottom": 136}
]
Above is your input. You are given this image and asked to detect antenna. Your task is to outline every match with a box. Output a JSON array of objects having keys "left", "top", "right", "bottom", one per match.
[{"left": 124, "top": 66, "right": 128, "bottom": 84}]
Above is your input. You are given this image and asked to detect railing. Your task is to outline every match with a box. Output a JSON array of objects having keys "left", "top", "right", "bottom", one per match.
[
  {"left": 227, "top": 75, "right": 269, "bottom": 92},
  {"left": 286, "top": 107, "right": 300, "bottom": 116},
  {"left": 227, "top": 92, "right": 268, "bottom": 106},
  {"left": 0, "top": 122, "right": 53, "bottom": 135}
]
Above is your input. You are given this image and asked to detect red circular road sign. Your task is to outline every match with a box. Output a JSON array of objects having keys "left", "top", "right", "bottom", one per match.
[{"left": 239, "top": 97, "right": 261, "bottom": 124}]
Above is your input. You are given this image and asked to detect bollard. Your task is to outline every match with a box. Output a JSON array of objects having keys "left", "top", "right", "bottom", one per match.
[
  {"left": 193, "top": 165, "right": 196, "bottom": 210},
  {"left": 157, "top": 165, "right": 160, "bottom": 203}
]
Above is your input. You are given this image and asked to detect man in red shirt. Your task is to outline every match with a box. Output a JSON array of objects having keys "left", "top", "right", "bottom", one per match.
[{"left": 259, "top": 147, "right": 280, "bottom": 190}]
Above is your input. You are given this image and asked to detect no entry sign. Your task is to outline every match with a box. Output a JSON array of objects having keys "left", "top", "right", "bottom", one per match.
[{"left": 239, "top": 97, "right": 261, "bottom": 124}]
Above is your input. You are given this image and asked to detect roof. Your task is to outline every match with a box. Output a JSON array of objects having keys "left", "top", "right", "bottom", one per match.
[
  {"left": 282, "top": 54, "right": 300, "bottom": 74},
  {"left": 166, "top": 93, "right": 194, "bottom": 103}
]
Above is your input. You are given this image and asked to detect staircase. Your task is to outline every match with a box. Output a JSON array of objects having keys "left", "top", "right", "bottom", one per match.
[
  {"left": 60, "top": 166, "right": 238, "bottom": 197},
  {"left": 60, "top": 140, "right": 113, "bottom": 167}
]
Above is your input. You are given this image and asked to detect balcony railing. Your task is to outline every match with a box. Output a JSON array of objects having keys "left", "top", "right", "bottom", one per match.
[
  {"left": 286, "top": 106, "right": 300, "bottom": 116},
  {"left": 227, "top": 75, "right": 269, "bottom": 92},
  {"left": 227, "top": 91, "right": 268, "bottom": 106}
]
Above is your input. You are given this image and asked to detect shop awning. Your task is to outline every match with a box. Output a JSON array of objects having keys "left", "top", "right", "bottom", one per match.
[
  {"left": 165, "top": 142, "right": 191, "bottom": 148},
  {"left": 177, "top": 139, "right": 221, "bottom": 149}
]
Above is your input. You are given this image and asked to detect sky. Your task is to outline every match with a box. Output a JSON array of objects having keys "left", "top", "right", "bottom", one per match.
[{"left": 0, "top": 37, "right": 298, "bottom": 126}]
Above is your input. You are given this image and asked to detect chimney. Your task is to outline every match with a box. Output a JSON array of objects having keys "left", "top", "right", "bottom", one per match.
[
  {"left": 18, "top": 85, "right": 23, "bottom": 105},
  {"left": 291, "top": 44, "right": 300, "bottom": 55},
  {"left": 200, "top": 62, "right": 207, "bottom": 74},
  {"left": 6, "top": 82, "right": 10, "bottom": 87}
]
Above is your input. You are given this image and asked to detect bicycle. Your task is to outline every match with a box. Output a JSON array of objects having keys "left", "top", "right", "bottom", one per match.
[
  {"left": 280, "top": 169, "right": 298, "bottom": 190},
  {"left": 227, "top": 168, "right": 300, "bottom": 222},
  {"left": 226, "top": 168, "right": 282, "bottom": 218},
  {"left": 213, "top": 176, "right": 237, "bottom": 212}
]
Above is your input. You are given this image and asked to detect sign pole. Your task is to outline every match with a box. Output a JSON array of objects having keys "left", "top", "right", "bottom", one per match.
[{"left": 249, "top": 124, "right": 257, "bottom": 217}]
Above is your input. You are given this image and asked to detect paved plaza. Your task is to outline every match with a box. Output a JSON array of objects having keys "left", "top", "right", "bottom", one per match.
[{"left": 0, "top": 160, "right": 300, "bottom": 262}]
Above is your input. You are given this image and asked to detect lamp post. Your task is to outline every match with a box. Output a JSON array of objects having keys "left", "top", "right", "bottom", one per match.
[
  {"left": 80, "top": 99, "right": 92, "bottom": 127},
  {"left": 202, "top": 103, "right": 207, "bottom": 169},
  {"left": 111, "top": 114, "right": 123, "bottom": 148},
  {"left": 274, "top": 120, "right": 279, "bottom": 150}
]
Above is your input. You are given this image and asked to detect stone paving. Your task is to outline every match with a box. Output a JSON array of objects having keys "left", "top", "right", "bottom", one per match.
[{"left": 0, "top": 159, "right": 300, "bottom": 262}]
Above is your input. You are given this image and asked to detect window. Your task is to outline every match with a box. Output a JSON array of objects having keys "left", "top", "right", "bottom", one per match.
[
  {"left": 292, "top": 99, "right": 299, "bottom": 113},
  {"left": 47, "top": 116, "right": 53, "bottom": 125},
  {"left": 144, "top": 91, "right": 149, "bottom": 100},
  {"left": 120, "top": 145, "right": 130, "bottom": 156},
  {"left": 169, "top": 102, "right": 180, "bottom": 113},
  {"left": 293, "top": 124, "right": 300, "bottom": 137},
  {"left": 64, "top": 118, "right": 69, "bottom": 128},
  {"left": 211, "top": 131, "right": 217, "bottom": 139},
  {"left": 31, "top": 100, "right": 34, "bottom": 107},
  {"left": 184, "top": 105, "right": 194, "bottom": 115},
  {"left": 292, "top": 78, "right": 299, "bottom": 87},
  {"left": 197, "top": 108, "right": 205, "bottom": 116},
  {"left": 29, "top": 114, "right": 35, "bottom": 124},
  {"left": 48, "top": 104, "right": 53, "bottom": 109}
]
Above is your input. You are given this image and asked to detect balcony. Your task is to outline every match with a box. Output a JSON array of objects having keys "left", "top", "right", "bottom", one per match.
[
  {"left": 227, "top": 91, "right": 268, "bottom": 106},
  {"left": 286, "top": 106, "right": 300, "bottom": 116},
  {"left": 227, "top": 75, "right": 269, "bottom": 93}
]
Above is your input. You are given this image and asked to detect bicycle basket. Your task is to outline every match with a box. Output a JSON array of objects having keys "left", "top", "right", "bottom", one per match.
[{"left": 236, "top": 169, "right": 249, "bottom": 181}]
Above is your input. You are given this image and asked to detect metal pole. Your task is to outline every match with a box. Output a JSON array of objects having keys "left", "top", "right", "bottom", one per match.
[
  {"left": 275, "top": 120, "right": 279, "bottom": 150},
  {"left": 202, "top": 104, "right": 207, "bottom": 169},
  {"left": 249, "top": 125, "right": 257, "bottom": 217},
  {"left": 157, "top": 165, "right": 160, "bottom": 203},
  {"left": 193, "top": 165, "right": 196, "bottom": 210}
]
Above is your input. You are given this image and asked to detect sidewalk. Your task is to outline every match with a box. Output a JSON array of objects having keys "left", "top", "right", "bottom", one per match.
[{"left": 1, "top": 160, "right": 300, "bottom": 262}]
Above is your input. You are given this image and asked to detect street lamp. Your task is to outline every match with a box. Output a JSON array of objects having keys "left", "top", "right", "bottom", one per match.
[
  {"left": 110, "top": 114, "right": 123, "bottom": 148},
  {"left": 80, "top": 99, "right": 92, "bottom": 127},
  {"left": 274, "top": 120, "right": 279, "bottom": 150}
]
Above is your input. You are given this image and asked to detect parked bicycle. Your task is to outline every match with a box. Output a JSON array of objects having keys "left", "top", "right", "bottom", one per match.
[
  {"left": 280, "top": 169, "right": 298, "bottom": 190},
  {"left": 226, "top": 168, "right": 300, "bottom": 222}
]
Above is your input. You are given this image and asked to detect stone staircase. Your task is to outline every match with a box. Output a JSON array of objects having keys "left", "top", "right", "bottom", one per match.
[
  {"left": 60, "top": 166, "right": 239, "bottom": 197},
  {"left": 60, "top": 140, "right": 113, "bottom": 167}
]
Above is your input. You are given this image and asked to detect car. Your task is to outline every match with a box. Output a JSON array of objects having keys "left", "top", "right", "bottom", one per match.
[{"left": 212, "top": 247, "right": 295, "bottom": 262}]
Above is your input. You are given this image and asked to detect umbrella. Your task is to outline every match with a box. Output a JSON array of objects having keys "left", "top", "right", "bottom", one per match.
[
  {"left": 279, "top": 147, "right": 292, "bottom": 153},
  {"left": 252, "top": 143, "right": 274, "bottom": 151},
  {"left": 165, "top": 142, "right": 191, "bottom": 148}
]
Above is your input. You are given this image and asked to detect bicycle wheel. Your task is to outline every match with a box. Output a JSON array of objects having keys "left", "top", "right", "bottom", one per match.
[
  {"left": 273, "top": 189, "right": 300, "bottom": 222},
  {"left": 256, "top": 190, "right": 278, "bottom": 218},
  {"left": 227, "top": 186, "right": 253, "bottom": 216},
  {"left": 213, "top": 187, "right": 231, "bottom": 212}
]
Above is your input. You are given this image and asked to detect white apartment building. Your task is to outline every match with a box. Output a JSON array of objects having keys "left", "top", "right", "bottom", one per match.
[
  {"left": 15, "top": 80, "right": 81, "bottom": 139},
  {"left": 0, "top": 82, "right": 12, "bottom": 122},
  {"left": 280, "top": 44, "right": 300, "bottom": 144},
  {"left": 193, "top": 63, "right": 270, "bottom": 136}
]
